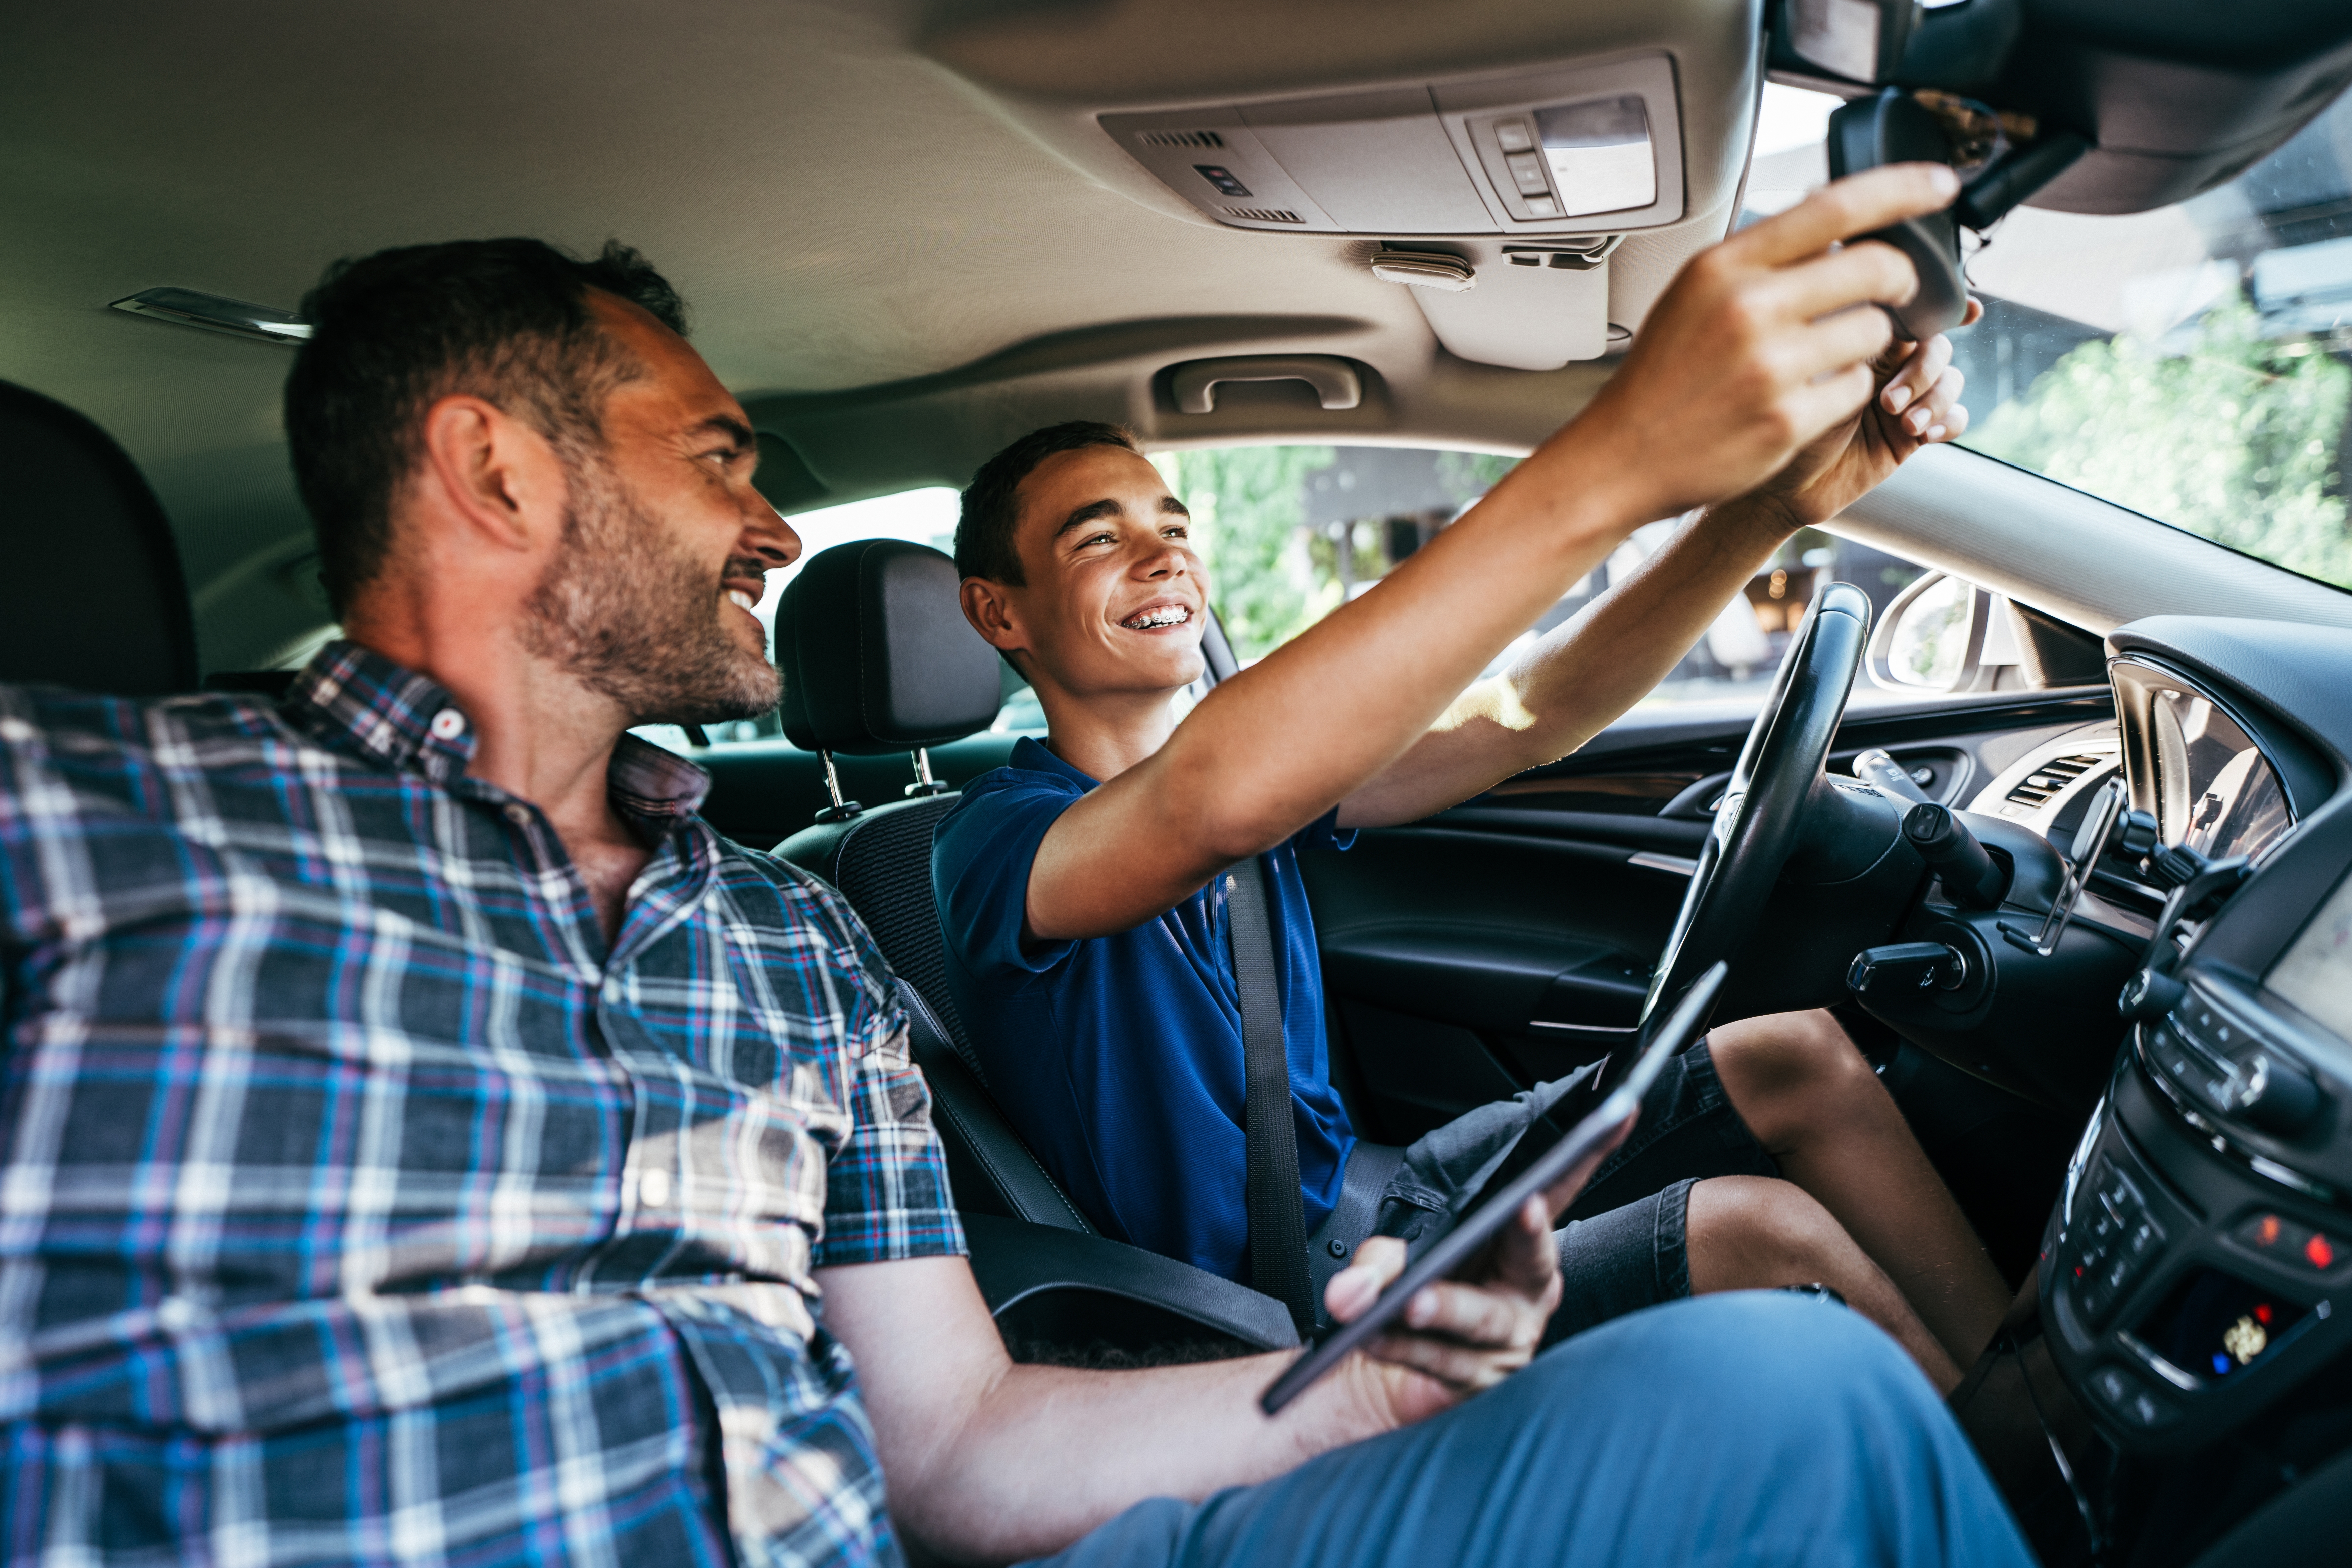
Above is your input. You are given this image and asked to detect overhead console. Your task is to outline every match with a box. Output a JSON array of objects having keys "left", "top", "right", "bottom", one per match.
[
  {"left": 1102, "top": 55, "right": 1685, "bottom": 239},
  {"left": 1104, "top": 56, "right": 1689, "bottom": 374}
]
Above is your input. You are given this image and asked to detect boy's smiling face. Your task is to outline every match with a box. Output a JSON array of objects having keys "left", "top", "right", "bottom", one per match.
[{"left": 971, "top": 444, "right": 1210, "bottom": 702}]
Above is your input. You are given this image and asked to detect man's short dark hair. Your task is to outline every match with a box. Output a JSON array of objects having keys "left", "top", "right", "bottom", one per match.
[
  {"left": 955, "top": 420, "right": 1142, "bottom": 585},
  {"left": 284, "top": 238, "right": 687, "bottom": 615}
]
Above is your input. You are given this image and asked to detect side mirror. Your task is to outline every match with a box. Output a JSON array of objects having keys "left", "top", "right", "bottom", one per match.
[
  {"left": 1869, "top": 573, "right": 2110, "bottom": 693},
  {"left": 1867, "top": 571, "right": 1989, "bottom": 691}
]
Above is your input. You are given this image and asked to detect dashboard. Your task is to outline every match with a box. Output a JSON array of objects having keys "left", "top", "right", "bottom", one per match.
[{"left": 2035, "top": 617, "right": 2352, "bottom": 1457}]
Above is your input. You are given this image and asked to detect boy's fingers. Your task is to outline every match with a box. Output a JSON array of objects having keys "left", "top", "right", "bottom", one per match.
[
  {"left": 1767, "top": 240, "right": 1921, "bottom": 323},
  {"left": 1783, "top": 305, "right": 1899, "bottom": 387},
  {"left": 1881, "top": 334, "right": 1951, "bottom": 414},
  {"left": 1729, "top": 163, "right": 1960, "bottom": 270},
  {"left": 1902, "top": 365, "right": 1966, "bottom": 438},
  {"left": 1782, "top": 364, "right": 1882, "bottom": 446}
]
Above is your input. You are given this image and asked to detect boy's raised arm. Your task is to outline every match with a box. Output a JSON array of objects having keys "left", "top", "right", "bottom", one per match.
[{"left": 1026, "top": 163, "right": 1959, "bottom": 944}]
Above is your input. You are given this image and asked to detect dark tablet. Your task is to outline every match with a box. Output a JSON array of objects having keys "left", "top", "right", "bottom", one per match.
[{"left": 1259, "top": 961, "right": 1727, "bottom": 1416}]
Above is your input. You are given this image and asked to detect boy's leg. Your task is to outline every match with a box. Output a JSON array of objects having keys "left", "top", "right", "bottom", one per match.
[
  {"left": 1535, "top": 1038, "right": 1968, "bottom": 1388},
  {"left": 1024, "top": 1292, "right": 2032, "bottom": 1568},
  {"left": 1547, "top": 1173, "right": 1964, "bottom": 1390},
  {"left": 1704, "top": 1009, "right": 2009, "bottom": 1370}
]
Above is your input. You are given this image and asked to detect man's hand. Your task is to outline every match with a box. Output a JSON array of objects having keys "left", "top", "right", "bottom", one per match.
[
  {"left": 1321, "top": 1133, "right": 1623, "bottom": 1427},
  {"left": 1558, "top": 162, "right": 1963, "bottom": 526}
]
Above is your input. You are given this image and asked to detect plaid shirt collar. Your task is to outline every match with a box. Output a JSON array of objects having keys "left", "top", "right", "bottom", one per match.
[{"left": 287, "top": 638, "right": 712, "bottom": 821}]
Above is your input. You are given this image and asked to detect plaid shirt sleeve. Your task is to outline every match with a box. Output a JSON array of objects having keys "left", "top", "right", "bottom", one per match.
[{"left": 737, "top": 848, "right": 966, "bottom": 1268}]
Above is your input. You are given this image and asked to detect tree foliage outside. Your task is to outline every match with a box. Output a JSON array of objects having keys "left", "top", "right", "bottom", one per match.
[
  {"left": 1158, "top": 445, "right": 1336, "bottom": 658},
  {"left": 1966, "top": 299, "right": 2352, "bottom": 590},
  {"left": 1435, "top": 450, "right": 1519, "bottom": 503}
]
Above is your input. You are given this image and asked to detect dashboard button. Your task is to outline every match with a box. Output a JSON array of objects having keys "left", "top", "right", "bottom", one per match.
[
  {"left": 2090, "top": 1366, "right": 2173, "bottom": 1428},
  {"left": 2235, "top": 1211, "right": 2342, "bottom": 1273},
  {"left": 1495, "top": 118, "right": 1534, "bottom": 153}
]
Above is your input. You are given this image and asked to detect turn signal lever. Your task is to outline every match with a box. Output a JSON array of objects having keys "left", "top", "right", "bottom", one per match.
[
  {"left": 1903, "top": 802, "right": 2008, "bottom": 910},
  {"left": 1850, "top": 748, "right": 2008, "bottom": 909}
]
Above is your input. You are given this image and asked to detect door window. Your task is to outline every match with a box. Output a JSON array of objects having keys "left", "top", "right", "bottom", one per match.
[{"left": 1155, "top": 443, "right": 1945, "bottom": 706}]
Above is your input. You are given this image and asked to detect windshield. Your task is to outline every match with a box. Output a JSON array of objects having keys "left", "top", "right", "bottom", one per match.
[{"left": 1748, "top": 85, "right": 2352, "bottom": 593}]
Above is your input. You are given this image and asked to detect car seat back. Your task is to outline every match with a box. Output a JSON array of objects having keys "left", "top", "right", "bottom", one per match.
[
  {"left": 0, "top": 379, "right": 199, "bottom": 694},
  {"left": 771, "top": 539, "right": 1094, "bottom": 1232}
]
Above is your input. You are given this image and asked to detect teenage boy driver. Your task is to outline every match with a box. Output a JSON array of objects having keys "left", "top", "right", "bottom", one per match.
[
  {"left": 0, "top": 168, "right": 2029, "bottom": 1567},
  {"left": 938, "top": 189, "right": 2012, "bottom": 1394}
]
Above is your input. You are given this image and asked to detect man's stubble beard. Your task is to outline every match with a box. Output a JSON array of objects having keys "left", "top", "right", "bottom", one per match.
[{"left": 521, "top": 453, "right": 783, "bottom": 727}]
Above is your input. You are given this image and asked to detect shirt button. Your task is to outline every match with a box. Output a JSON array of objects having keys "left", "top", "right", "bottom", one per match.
[
  {"left": 429, "top": 708, "right": 467, "bottom": 741},
  {"left": 503, "top": 804, "right": 532, "bottom": 826},
  {"left": 638, "top": 1169, "right": 672, "bottom": 1209}
]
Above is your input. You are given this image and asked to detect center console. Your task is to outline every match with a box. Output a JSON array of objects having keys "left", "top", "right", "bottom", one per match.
[{"left": 2042, "top": 789, "right": 2352, "bottom": 1454}]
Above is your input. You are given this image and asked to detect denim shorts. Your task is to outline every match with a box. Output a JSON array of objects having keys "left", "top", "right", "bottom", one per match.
[{"left": 1363, "top": 1039, "right": 1781, "bottom": 1349}]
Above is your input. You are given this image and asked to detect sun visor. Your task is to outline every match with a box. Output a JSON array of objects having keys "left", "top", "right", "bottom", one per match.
[{"left": 1101, "top": 55, "right": 1685, "bottom": 239}]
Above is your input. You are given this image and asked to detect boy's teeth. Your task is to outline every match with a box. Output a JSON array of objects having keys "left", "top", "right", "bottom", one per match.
[
  {"left": 1124, "top": 606, "right": 1189, "bottom": 629},
  {"left": 727, "top": 589, "right": 757, "bottom": 611}
]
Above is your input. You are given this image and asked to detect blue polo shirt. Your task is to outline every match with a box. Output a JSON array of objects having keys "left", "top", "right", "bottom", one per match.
[{"left": 932, "top": 736, "right": 1355, "bottom": 1284}]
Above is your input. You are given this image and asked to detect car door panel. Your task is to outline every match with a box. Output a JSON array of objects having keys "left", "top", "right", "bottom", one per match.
[{"left": 1304, "top": 689, "right": 2117, "bottom": 1137}]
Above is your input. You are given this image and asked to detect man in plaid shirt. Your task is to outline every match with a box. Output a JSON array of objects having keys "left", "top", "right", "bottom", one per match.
[{"left": 0, "top": 219, "right": 2028, "bottom": 1566}]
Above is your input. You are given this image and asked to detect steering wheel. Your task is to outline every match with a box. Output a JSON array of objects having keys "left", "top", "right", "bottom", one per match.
[{"left": 1641, "top": 581, "right": 1874, "bottom": 1028}]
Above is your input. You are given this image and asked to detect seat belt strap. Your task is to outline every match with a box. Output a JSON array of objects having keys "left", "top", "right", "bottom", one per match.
[{"left": 1224, "top": 857, "right": 1317, "bottom": 1334}]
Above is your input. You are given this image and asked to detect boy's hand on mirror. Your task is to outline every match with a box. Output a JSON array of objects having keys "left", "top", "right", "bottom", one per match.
[
  {"left": 1739, "top": 298, "right": 1983, "bottom": 534},
  {"left": 1558, "top": 162, "right": 1963, "bottom": 526}
]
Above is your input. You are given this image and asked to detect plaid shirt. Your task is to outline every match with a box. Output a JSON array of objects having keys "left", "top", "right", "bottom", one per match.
[{"left": 0, "top": 641, "right": 963, "bottom": 1566}]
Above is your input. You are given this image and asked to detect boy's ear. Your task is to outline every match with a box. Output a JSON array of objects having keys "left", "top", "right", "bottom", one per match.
[{"left": 959, "top": 576, "right": 1028, "bottom": 659}]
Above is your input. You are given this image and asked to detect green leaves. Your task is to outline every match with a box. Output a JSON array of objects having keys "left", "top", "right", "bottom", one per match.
[
  {"left": 1967, "top": 300, "right": 2352, "bottom": 589},
  {"left": 1161, "top": 445, "right": 1336, "bottom": 659}
]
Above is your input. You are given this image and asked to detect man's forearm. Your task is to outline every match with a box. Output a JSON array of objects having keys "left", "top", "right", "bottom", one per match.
[
  {"left": 1338, "top": 495, "right": 1796, "bottom": 828},
  {"left": 897, "top": 1352, "right": 1382, "bottom": 1563},
  {"left": 822, "top": 1259, "right": 1391, "bottom": 1564}
]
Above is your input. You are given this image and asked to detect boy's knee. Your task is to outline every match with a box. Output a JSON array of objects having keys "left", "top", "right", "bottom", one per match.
[
  {"left": 1688, "top": 1174, "right": 1855, "bottom": 1288},
  {"left": 1708, "top": 1008, "right": 1877, "bottom": 1142}
]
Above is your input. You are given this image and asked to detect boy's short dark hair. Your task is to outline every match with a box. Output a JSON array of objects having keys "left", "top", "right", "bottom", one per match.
[
  {"left": 955, "top": 420, "right": 1142, "bottom": 585},
  {"left": 283, "top": 238, "right": 687, "bottom": 615}
]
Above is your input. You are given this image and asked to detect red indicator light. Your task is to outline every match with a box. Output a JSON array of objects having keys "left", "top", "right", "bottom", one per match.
[
  {"left": 2308, "top": 1234, "right": 2335, "bottom": 1269},
  {"left": 2255, "top": 1303, "right": 2273, "bottom": 1325},
  {"left": 2074, "top": 1265, "right": 2086, "bottom": 1278},
  {"left": 2258, "top": 1215, "right": 2283, "bottom": 1246}
]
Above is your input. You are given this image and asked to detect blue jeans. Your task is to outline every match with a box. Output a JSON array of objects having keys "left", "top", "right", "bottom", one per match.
[{"left": 1025, "top": 1293, "right": 2030, "bottom": 1568}]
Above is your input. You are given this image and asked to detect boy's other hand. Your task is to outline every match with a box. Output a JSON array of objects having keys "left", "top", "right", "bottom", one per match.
[
  {"left": 1741, "top": 298, "right": 1982, "bottom": 534},
  {"left": 1560, "top": 162, "right": 1963, "bottom": 526}
]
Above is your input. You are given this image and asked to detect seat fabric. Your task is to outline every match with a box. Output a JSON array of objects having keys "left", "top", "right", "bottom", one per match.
[{"left": 0, "top": 379, "right": 198, "bottom": 695}]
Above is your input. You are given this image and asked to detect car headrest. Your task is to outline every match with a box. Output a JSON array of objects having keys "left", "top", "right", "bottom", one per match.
[
  {"left": 0, "top": 380, "right": 199, "bottom": 695},
  {"left": 777, "top": 538, "right": 1002, "bottom": 756}
]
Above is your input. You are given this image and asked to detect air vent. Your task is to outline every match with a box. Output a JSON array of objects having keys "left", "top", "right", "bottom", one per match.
[
  {"left": 2003, "top": 753, "right": 2108, "bottom": 812},
  {"left": 1138, "top": 128, "right": 1224, "bottom": 149},
  {"left": 1222, "top": 206, "right": 1304, "bottom": 225}
]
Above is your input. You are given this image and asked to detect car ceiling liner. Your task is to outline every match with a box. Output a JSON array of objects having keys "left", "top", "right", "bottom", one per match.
[{"left": 1063, "top": 0, "right": 2352, "bottom": 373}]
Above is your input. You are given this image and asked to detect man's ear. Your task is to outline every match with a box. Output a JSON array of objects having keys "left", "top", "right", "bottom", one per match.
[
  {"left": 414, "top": 394, "right": 567, "bottom": 555},
  {"left": 959, "top": 575, "right": 1031, "bottom": 662}
]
